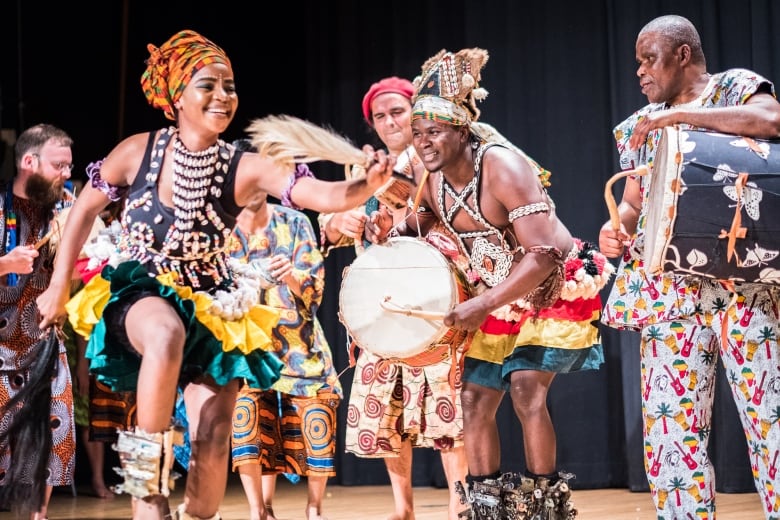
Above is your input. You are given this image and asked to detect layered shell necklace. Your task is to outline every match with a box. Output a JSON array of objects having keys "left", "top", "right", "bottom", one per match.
[
  {"left": 173, "top": 136, "right": 219, "bottom": 237},
  {"left": 163, "top": 133, "right": 221, "bottom": 256},
  {"left": 155, "top": 130, "right": 231, "bottom": 289},
  {"left": 120, "top": 127, "right": 236, "bottom": 292}
]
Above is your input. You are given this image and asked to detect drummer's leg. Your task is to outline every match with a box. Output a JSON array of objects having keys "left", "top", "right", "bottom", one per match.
[
  {"left": 456, "top": 335, "right": 515, "bottom": 518},
  {"left": 461, "top": 380, "right": 504, "bottom": 476},
  {"left": 384, "top": 440, "right": 415, "bottom": 520},
  {"left": 507, "top": 369, "right": 557, "bottom": 476},
  {"left": 439, "top": 445, "right": 468, "bottom": 520}
]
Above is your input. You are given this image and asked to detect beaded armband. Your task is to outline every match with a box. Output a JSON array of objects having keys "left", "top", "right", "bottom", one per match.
[
  {"left": 87, "top": 160, "right": 129, "bottom": 202},
  {"left": 281, "top": 163, "right": 315, "bottom": 210},
  {"left": 507, "top": 201, "right": 550, "bottom": 222}
]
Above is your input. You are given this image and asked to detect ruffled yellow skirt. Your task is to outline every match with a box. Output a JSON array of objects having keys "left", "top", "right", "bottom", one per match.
[{"left": 66, "top": 260, "right": 283, "bottom": 392}]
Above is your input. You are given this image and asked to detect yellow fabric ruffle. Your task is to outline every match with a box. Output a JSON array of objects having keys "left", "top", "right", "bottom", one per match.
[
  {"left": 512, "top": 309, "right": 601, "bottom": 350},
  {"left": 66, "top": 270, "right": 280, "bottom": 356},
  {"left": 66, "top": 275, "right": 111, "bottom": 340},
  {"left": 468, "top": 309, "right": 601, "bottom": 365}
]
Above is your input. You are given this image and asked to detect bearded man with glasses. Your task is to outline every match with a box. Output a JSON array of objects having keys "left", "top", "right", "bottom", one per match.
[{"left": 0, "top": 123, "right": 77, "bottom": 520}]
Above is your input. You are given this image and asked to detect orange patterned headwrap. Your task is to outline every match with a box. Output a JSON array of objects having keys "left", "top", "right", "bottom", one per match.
[{"left": 140, "top": 29, "right": 231, "bottom": 121}]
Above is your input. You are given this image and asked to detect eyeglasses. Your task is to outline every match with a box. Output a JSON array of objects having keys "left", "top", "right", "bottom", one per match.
[{"left": 32, "top": 153, "right": 74, "bottom": 173}]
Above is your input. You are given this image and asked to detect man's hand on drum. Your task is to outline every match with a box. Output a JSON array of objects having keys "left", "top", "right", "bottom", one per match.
[
  {"left": 628, "top": 110, "right": 681, "bottom": 150},
  {"left": 598, "top": 221, "right": 631, "bottom": 259},
  {"left": 364, "top": 205, "right": 393, "bottom": 245},
  {"left": 445, "top": 298, "right": 491, "bottom": 332}
]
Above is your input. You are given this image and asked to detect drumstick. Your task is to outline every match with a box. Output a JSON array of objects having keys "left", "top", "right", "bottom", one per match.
[
  {"left": 380, "top": 296, "right": 446, "bottom": 321},
  {"left": 35, "top": 219, "right": 62, "bottom": 250},
  {"left": 604, "top": 166, "right": 647, "bottom": 232}
]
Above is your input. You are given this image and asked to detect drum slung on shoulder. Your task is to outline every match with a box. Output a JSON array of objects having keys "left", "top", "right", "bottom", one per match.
[
  {"left": 338, "top": 237, "right": 470, "bottom": 364},
  {"left": 644, "top": 127, "right": 780, "bottom": 285}
]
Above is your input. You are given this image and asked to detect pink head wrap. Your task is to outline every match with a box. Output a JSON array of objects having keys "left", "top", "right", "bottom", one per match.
[{"left": 361, "top": 76, "right": 415, "bottom": 125}]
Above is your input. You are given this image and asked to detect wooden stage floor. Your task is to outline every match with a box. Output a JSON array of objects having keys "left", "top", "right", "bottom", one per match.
[{"left": 37, "top": 474, "right": 765, "bottom": 520}]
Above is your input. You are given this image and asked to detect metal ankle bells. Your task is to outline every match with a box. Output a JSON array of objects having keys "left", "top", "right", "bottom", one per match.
[
  {"left": 112, "top": 426, "right": 185, "bottom": 498},
  {"left": 456, "top": 472, "right": 577, "bottom": 520}
]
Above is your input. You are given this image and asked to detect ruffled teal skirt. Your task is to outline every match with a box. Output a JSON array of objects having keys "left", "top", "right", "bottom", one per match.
[{"left": 69, "top": 260, "right": 283, "bottom": 393}]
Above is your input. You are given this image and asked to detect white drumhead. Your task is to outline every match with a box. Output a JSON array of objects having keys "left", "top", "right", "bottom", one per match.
[
  {"left": 644, "top": 125, "right": 680, "bottom": 275},
  {"left": 338, "top": 237, "right": 459, "bottom": 359}
]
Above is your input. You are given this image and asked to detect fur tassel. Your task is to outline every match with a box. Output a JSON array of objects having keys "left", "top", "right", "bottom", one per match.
[
  {"left": 0, "top": 328, "right": 61, "bottom": 514},
  {"left": 246, "top": 115, "right": 370, "bottom": 170}
]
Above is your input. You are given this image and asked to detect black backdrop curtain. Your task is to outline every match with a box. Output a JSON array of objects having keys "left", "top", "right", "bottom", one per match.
[{"left": 2, "top": 0, "right": 778, "bottom": 493}]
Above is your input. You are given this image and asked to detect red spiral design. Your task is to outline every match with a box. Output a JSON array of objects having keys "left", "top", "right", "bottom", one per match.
[
  {"left": 346, "top": 403, "right": 360, "bottom": 427},
  {"left": 374, "top": 363, "right": 395, "bottom": 384},
  {"left": 436, "top": 396, "right": 456, "bottom": 423},
  {"left": 357, "top": 429, "right": 378, "bottom": 453},
  {"left": 400, "top": 383, "right": 411, "bottom": 406},
  {"left": 363, "top": 394, "right": 383, "bottom": 418},
  {"left": 360, "top": 362, "right": 376, "bottom": 384}
]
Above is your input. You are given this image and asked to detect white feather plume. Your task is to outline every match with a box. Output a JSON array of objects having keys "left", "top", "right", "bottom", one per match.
[{"left": 246, "top": 115, "right": 371, "bottom": 169}]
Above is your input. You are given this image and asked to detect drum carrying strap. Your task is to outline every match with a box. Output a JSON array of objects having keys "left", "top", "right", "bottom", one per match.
[
  {"left": 715, "top": 172, "right": 750, "bottom": 348},
  {"left": 410, "top": 168, "right": 430, "bottom": 214},
  {"left": 718, "top": 172, "right": 749, "bottom": 266},
  {"left": 451, "top": 333, "right": 473, "bottom": 402}
]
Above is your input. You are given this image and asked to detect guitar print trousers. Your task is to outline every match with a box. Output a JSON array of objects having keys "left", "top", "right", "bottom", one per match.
[{"left": 639, "top": 281, "right": 780, "bottom": 519}]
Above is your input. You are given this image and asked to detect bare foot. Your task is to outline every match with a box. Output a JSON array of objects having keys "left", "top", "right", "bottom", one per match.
[
  {"left": 91, "top": 480, "right": 115, "bottom": 499},
  {"left": 306, "top": 505, "right": 328, "bottom": 520},
  {"left": 385, "top": 514, "right": 414, "bottom": 520},
  {"left": 253, "top": 507, "right": 276, "bottom": 520}
]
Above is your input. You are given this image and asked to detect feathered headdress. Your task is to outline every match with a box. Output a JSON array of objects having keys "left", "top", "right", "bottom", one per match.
[{"left": 412, "top": 48, "right": 489, "bottom": 125}]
